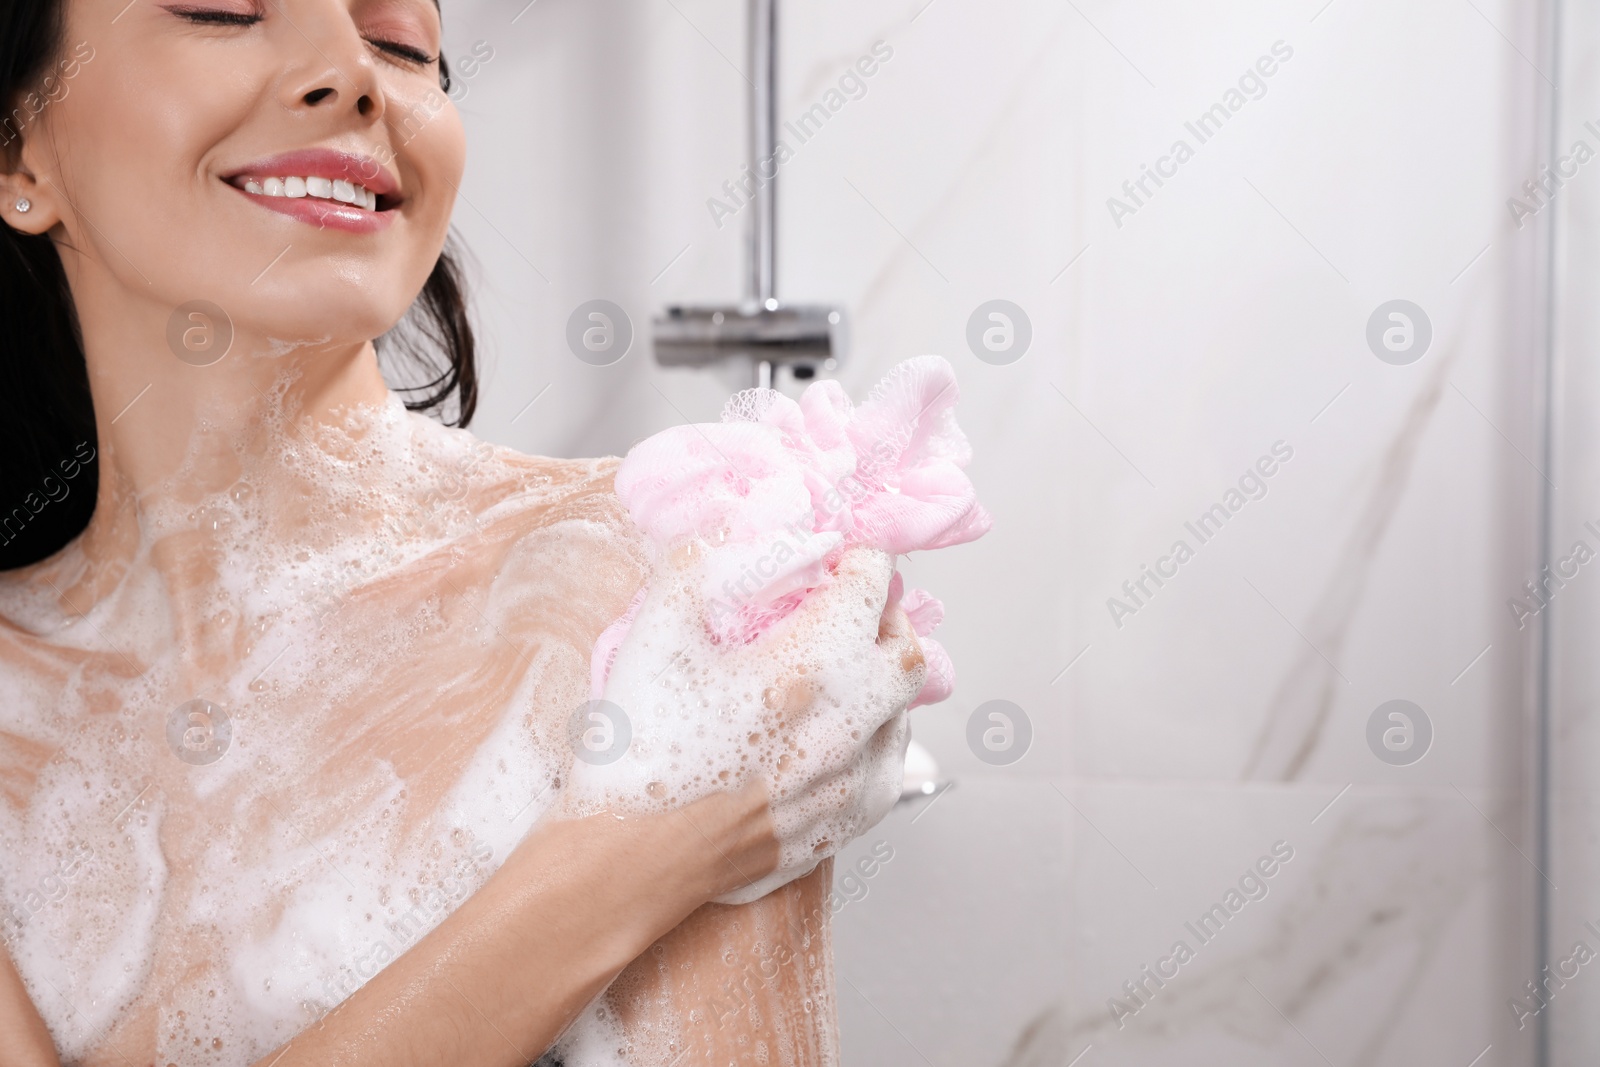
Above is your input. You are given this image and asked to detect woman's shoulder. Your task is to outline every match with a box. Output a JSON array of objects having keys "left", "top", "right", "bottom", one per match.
[
  {"left": 447, "top": 442, "right": 651, "bottom": 662},
  {"left": 396, "top": 409, "right": 628, "bottom": 530},
  {"left": 467, "top": 444, "right": 631, "bottom": 534},
  {"left": 408, "top": 418, "right": 650, "bottom": 593}
]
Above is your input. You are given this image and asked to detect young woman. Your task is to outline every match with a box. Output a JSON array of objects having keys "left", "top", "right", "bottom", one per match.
[{"left": 0, "top": 1, "right": 926, "bottom": 1063}]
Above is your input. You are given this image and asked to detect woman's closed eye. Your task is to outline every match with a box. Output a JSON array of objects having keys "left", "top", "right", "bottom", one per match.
[
  {"left": 367, "top": 38, "right": 437, "bottom": 66},
  {"left": 359, "top": 3, "right": 443, "bottom": 69},
  {"left": 161, "top": 5, "right": 438, "bottom": 67},
  {"left": 163, "top": 4, "right": 262, "bottom": 26}
]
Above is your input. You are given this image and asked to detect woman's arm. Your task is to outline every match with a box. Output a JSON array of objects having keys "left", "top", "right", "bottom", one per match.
[
  {"left": 0, "top": 943, "right": 59, "bottom": 1067},
  {"left": 250, "top": 550, "right": 916, "bottom": 1067},
  {"left": 252, "top": 783, "right": 779, "bottom": 1067},
  {"left": 3, "top": 793, "right": 814, "bottom": 1067},
  {"left": 606, "top": 860, "right": 840, "bottom": 1066},
  {"left": 591, "top": 578, "right": 924, "bottom": 1066}
]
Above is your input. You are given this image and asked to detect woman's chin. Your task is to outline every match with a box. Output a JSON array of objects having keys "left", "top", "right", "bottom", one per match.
[{"left": 227, "top": 303, "right": 407, "bottom": 352}]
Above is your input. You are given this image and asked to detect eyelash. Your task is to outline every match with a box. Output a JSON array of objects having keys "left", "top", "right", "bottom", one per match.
[
  {"left": 169, "top": 7, "right": 259, "bottom": 25},
  {"left": 371, "top": 40, "right": 437, "bottom": 65},
  {"left": 168, "top": 9, "right": 438, "bottom": 65}
]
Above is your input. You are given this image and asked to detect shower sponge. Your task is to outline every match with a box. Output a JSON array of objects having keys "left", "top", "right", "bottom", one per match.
[
  {"left": 592, "top": 355, "right": 989, "bottom": 706},
  {"left": 570, "top": 356, "right": 989, "bottom": 902}
]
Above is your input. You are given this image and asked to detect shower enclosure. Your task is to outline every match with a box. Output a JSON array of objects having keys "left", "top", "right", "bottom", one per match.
[{"left": 447, "top": 0, "right": 1600, "bottom": 1060}]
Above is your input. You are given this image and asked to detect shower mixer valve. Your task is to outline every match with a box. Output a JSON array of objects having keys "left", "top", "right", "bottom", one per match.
[{"left": 651, "top": 302, "right": 845, "bottom": 387}]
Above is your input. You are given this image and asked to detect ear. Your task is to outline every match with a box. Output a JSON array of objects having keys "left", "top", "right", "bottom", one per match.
[{"left": 0, "top": 132, "right": 58, "bottom": 237}]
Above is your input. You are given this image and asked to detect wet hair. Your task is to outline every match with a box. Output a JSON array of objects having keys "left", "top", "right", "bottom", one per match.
[{"left": 0, "top": 0, "right": 476, "bottom": 570}]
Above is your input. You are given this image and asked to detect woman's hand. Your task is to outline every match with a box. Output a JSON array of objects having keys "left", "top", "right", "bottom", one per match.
[{"left": 565, "top": 547, "right": 925, "bottom": 904}]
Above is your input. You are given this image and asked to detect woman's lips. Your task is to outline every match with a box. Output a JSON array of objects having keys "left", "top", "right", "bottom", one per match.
[
  {"left": 232, "top": 187, "right": 396, "bottom": 234},
  {"left": 223, "top": 148, "right": 402, "bottom": 234},
  {"left": 227, "top": 148, "right": 399, "bottom": 196}
]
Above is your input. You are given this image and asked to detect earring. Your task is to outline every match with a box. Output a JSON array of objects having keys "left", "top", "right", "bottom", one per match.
[{"left": 14, "top": 198, "right": 29, "bottom": 213}]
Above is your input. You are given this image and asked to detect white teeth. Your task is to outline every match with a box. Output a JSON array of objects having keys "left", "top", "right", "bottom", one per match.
[{"left": 245, "top": 176, "right": 380, "bottom": 209}]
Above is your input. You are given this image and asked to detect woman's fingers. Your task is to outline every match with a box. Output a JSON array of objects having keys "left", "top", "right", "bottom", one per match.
[
  {"left": 852, "top": 604, "right": 926, "bottom": 734},
  {"left": 856, "top": 714, "right": 912, "bottom": 834},
  {"left": 877, "top": 604, "right": 926, "bottom": 675},
  {"left": 760, "top": 569, "right": 922, "bottom": 799},
  {"left": 766, "top": 710, "right": 910, "bottom": 862},
  {"left": 590, "top": 539, "right": 922, "bottom": 898},
  {"left": 678, "top": 780, "right": 782, "bottom": 899},
  {"left": 734, "top": 548, "right": 911, "bottom": 735},
  {"left": 777, "top": 546, "right": 895, "bottom": 644}
]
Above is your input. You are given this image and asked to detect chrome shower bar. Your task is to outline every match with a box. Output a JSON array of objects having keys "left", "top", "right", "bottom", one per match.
[
  {"left": 748, "top": 0, "right": 777, "bottom": 308},
  {"left": 651, "top": 0, "right": 845, "bottom": 387}
]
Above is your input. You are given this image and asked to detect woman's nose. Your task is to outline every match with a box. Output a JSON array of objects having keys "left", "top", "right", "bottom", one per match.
[
  {"left": 292, "top": 82, "right": 380, "bottom": 120},
  {"left": 277, "top": 13, "right": 386, "bottom": 123}
]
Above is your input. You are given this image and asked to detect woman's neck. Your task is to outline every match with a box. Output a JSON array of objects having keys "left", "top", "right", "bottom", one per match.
[{"left": 35, "top": 265, "right": 395, "bottom": 622}]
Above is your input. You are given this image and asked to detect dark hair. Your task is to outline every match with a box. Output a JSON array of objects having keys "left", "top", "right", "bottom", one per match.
[{"left": 0, "top": 0, "right": 476, "bottom": 571}]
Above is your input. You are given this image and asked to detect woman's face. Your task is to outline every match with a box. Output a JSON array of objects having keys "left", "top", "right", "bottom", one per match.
[{"left": 18, "top": 0, "right": 464, "bottom": 347}]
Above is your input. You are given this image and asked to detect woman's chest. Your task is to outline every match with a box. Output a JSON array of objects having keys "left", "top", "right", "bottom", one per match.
[
  {"left": 0, "top": 504, "right": 644, "bottom": 1063},
  {"left": 0, "top": 607, "right": 585, "bottom": 1065}
]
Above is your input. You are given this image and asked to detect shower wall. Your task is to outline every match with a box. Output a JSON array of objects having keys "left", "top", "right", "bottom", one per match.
[{"left": 443, "top": 0, "right": 1550, "bottom": 1062}]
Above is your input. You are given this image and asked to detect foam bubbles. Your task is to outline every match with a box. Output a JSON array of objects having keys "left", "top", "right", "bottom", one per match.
[
  {"left": 0, "top": 395, "right": 638, "bottom": 1063},
  {"left": 565, "top": 545, "right": 920, "bottom": 905},
  {"left": 0, "top": 368, "right": 913, "bottom": 1062}
]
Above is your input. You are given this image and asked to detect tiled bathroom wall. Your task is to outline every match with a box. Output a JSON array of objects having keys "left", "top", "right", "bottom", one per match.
[{"left": 442, "top": 0, "right": 1552, "bottom": 1062}]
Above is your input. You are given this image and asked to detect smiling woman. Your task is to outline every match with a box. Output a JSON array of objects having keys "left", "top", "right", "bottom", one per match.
[
  {"left": 0, "top": 0, "right": 477, "bottom": 569},
  {"left": 0, "top": 2, "right": 926, "bottom": 1065}
]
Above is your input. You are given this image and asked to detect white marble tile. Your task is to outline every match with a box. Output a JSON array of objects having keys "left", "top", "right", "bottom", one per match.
[
  {"left": 831, "top": 779, "right": 1069, "bottom": 1067},
  {"left": 1000, "top": 782, "right": 1532, "bottom": 1067}
]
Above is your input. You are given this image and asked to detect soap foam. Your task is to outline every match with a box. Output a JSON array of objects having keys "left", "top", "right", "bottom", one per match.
[
  {"left": 0, "top": 356, "right": 968, "bottom": 1063},
  {"left": 566, "top": 541, "right": 919, "bottom": 907},
  {"left": 576, "top": 357, "right": 988, "bottom": 904},
  {"left": 0, "top": 392, "right": 629, "bottom": 1064}
]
